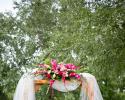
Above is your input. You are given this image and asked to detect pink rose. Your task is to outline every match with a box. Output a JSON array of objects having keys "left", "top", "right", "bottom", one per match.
[
  {"left": 75, "top": 74, "right": 81, "bottom": 79},
  {"left": 69, "top": 72, "right": 76, "bottom": 77},
  {"left": 65, "top": 64, "right": 77, "bottom": 70}
]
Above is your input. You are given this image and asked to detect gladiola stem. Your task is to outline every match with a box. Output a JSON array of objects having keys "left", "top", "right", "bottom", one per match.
[{"left": 46, "top": 86, "right": 50, "bottom": 95}]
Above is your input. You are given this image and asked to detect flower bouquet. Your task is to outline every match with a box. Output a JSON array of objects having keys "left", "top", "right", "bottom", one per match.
[{"left": 34, "top": 59, "right": 81, "bottom": 92}]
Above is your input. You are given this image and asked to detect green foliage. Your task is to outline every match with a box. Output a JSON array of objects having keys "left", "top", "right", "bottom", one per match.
[
  {"left": 0, "top": 13, "right": 39, "bottom": 99},
  {"left": 0, "top": 0, "right": 125, "bottom": 99},
  {"left": 36, "top": 85, "right": 80, "bottom": 100}
]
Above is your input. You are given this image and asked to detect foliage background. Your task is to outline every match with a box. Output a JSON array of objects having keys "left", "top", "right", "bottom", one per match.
[{"left": 0, "top": 0, "right": 125, "bottom": 100}]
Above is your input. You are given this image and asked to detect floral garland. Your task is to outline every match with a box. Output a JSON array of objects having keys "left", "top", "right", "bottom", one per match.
[{"left": 34, "top": 59, "right": 81, "bottom": 87}]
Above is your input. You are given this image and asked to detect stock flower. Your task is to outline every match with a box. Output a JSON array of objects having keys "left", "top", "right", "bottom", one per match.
[
  {"left": 53, "top": 69, "right": 59, "bottom": 74},
  {"left": 51, "top": 60, "right": 57, "bottom": 70},
  {"left": 60, "top": 64, "right": 67, "bottom": 71}
]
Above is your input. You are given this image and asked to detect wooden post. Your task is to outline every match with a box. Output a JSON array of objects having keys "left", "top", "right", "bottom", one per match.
[{"left": 34, "top": 80, "right": 49, "bottom": 92}]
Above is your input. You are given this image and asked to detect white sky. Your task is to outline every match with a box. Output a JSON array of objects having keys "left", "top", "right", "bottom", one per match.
[{"left": 0, "top": 0, "right": 20, "bottom": 12}]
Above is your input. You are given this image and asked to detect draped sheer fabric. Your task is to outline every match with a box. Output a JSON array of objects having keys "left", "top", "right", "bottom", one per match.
[
  {"left": 13, "top": 73, "right": 103, "bottom": 100},
  {"left": 80, "top": 73, "right": 103, "bottom": 100},
  {"left": 13, "top": 73, "right": 35, "bottom": 100}
]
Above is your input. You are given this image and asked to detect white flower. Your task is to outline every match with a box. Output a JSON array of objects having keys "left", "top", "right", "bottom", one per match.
[
  {"left": 52, "top": 74, "right": 56, "bottom": 79},
  {"left": 48, "top": 70, "right": 51, "bottom": 74}
]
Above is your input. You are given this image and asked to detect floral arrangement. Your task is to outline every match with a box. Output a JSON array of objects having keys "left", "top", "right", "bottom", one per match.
[{"left": 34, "top": 59, "right": 81, "bottom": 86}]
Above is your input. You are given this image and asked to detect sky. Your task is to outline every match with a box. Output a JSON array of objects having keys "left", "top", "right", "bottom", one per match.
[{"left": 0, "top": 0, "right": 20, "bottom": 12}]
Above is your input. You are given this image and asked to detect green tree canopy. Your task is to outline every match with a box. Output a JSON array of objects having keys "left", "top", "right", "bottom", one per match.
[{"left": 0, "top": 0, "right": 125, "bottom": 99}]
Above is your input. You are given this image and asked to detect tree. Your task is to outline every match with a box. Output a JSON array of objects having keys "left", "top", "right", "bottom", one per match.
[
  {"left": 1, "top": 0, "right": 125, "bottom": 99},
  {"left": 0, "top": 12, "right": 39, "bottom": 99}
]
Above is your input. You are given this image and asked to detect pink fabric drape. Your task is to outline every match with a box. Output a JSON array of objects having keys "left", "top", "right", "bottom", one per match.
[{"left": 80, "top": 73, "right": 103, "bottom": 100}]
